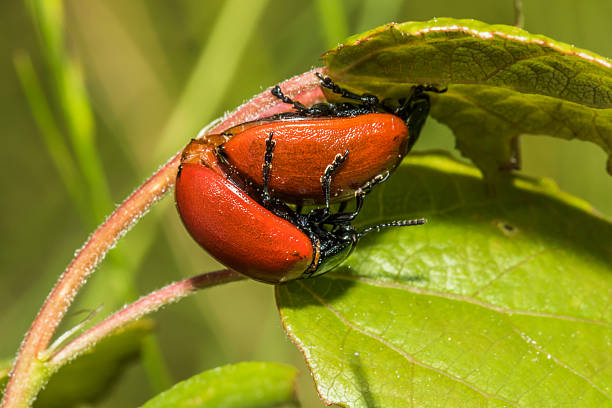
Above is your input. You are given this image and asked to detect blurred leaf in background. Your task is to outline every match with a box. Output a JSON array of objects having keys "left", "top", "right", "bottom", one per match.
[
  {"left": 1, "top": 0, "right": 610, "bottom": 406},
  {"left": 0, "top": 321, "right": 154, "bottom": 407},
  {"left": 140, "top": 362, "right": 299, "bottom": 408}
]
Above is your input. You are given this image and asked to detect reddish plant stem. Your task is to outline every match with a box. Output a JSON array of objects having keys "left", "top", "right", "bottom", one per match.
[
  {"left": 49, "top": 270, "right": 244, "bottom": 369},
  {"left": 2, "top": 154, "right": 181, "bottom": 408},
  {"left": 2, "top": 69, "right": 324, "bottom": 408}
]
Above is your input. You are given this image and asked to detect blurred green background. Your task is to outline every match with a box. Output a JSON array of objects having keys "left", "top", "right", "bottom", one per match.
[{"left": 1, "top": 0, "right": 610, "bottom": 406}]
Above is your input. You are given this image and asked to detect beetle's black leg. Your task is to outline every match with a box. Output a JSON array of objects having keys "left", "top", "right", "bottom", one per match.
[
  {"left": 318, "top": 150, "right": 349, "bottom": 222},
  {"left": 325, "top": 172, "right": 390, "bottom": 225},
  {"left": 338, "top": 201, "right": 348, "bottom": 213},
  {"left": 394, "top": 85, "right": 447, "bottom": 151},
  {"left": 315, "top": 73, "right": 379, "bottom": 107},
  {"left": 271, "top": 85, "right": 309, "bottom": 113},
  {"left": 295, "top": 204, "right": 303, "bottom": 215},
  {"left": 261, "top": 132, "right": 275, "bottom": 208}
]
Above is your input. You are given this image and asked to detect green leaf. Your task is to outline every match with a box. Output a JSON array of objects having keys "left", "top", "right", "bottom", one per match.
[
  {"left": 140, "top": 362, "right": 299, "bottom": 408},
  {"left": 323, "top": 18, "right": 612, "bottom": 177},
  {"left": 0, "top": 320, "right": 153, "bottom": 407},
  {"left": 277, "top": 152, "right": 612, "bottom": 407}
]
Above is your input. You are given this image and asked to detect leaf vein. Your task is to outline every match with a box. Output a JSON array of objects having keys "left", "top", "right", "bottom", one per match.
[
  {"left": 470, "top": 248, "right": 552, "bottom": 297},
  {"left": 510, "top": 325, "right": 612, "bottom": 401},
  {"left": 329, "top": 275, "right": 612, "bottom": 328},
  {"left": 298, "top": 281, "right": 521, "bottom": 407}
]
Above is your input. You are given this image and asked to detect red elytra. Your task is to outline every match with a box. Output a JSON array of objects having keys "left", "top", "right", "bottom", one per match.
[
  {"left": 175, "top": 162, "right": 313, "bottom": 283},
  {"left": 211, "top": 73, "right": 441, "bottom": 205},
  {"left": 218, "top": 113, "right": 410, "bottom": 205}
]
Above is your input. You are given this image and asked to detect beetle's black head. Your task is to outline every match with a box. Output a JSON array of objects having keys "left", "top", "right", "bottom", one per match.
[
  {"left": 302, "top": 223, "right": 359, "bottom": 279},
  {"left": 300, "top": 216, "right": 428, "bottom": 280}
]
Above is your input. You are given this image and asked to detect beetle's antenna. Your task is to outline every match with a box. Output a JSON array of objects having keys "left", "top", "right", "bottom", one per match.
[
  {"left": 315, "top": 73, "right": 379, "bottom": 107},
  {"left": 357, "top": 218, "right": 426, "bottom": 239}
]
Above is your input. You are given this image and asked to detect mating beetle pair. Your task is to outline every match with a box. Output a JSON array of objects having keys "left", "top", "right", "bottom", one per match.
[{"left": 175, "top": 74, "right": 441, "bottom": 284}]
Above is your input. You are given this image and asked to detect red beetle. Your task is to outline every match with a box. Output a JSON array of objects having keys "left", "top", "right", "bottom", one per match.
[
  {"left": 175, "top": 135, "right": 425, "bottom": 284},
  {"left": 214, "top": 73, "right": 443, "bottom": 205},
  {"left": 176, "top": 161, "right": 312, "bottom": 283}
]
